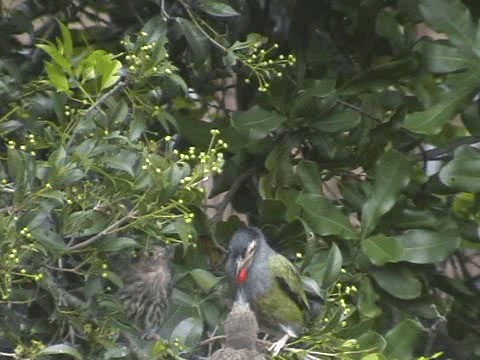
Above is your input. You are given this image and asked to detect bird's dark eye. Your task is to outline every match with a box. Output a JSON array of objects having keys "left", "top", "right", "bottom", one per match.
[{"left": 147, "top": 250, "right": 155, "bottom": 257}]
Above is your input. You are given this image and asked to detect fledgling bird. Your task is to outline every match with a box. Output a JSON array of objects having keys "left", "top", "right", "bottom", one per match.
[
  {"left": 226, "top": 227, "right": 309, "bottom": 355},
  {"left": 118, "top": 246, "right": 173, "bottom": 339},
  {"left": 210, "top": 291, "right": 265, "bottom": 360}
]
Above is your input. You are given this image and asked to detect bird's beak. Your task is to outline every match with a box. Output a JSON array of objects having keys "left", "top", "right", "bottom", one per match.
[{"left": 235, "top": 251, "right": 255, "bottom": 277}]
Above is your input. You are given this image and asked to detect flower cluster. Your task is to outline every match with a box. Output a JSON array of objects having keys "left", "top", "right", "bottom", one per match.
[
  {"left": 6, "top": 133, "right": 38, "bottom": 156},
  {"left": 237, "top": 42, "right": 297, "bottom": 92},
  {"left": 321, "top": 279, "right": 358, "bottom": 329},
  {"left": 122, "top": 31, "right": 175, "bottom": 79},
  {"left": 1, "top": 226, "right": 44, "bottom": 301},
  {"left": 152, "top": 337, "right": 185, "bottom": 359},
  {"left": 171, "top": 129, "right": 227, "bottom": 228},
  {"left": 14, "top": 339, "right": 46, "bottom": 358}
]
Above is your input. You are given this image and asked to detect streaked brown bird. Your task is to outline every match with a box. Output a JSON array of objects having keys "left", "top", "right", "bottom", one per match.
[
  {"left": 210, "top": 291, "right": 265, "bottom": 360},
  {"left": 118, "top": 246, "right": 173, "bottom": 339}
]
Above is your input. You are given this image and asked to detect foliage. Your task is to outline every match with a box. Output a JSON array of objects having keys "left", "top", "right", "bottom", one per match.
[{"left": 0, "top": 0, "right": 480, "bottom": 359}]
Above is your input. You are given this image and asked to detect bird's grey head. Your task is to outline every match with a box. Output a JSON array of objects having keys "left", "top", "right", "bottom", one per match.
[
  {"left": 138, "top": 245, "right": 173, "bottom": 273},
  {"left": 226, "top": 227, "right": 269, "bottom": 285}
]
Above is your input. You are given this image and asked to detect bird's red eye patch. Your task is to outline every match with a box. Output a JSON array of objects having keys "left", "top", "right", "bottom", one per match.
[{"left": 236, "top": 267, "right": 248, "bottom": 284}]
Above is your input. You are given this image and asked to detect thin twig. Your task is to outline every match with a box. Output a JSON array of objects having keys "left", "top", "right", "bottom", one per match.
[
  {"left": 83, "top": 80, "right": 126, "bottom": 120},
  {"left": 177, "top": 0, "right": 227, "bottom": 53},
  {"left": 0, "top": 352, "right": 27, "bottom": 359},
  {"left": 255, "top": 339, "right": 371, "bottom": 357},
  {"left": 69, "top": 209, "right": 137, "bottom": 250},
  {"left": 335, "top": 99, "right": 382, "bottom": 123},
  {"left": 160, "top": 0, "right": 171, "bottom": 19},
  {"left": 199, "top": 335, "right": 226, "bottom": 346}
]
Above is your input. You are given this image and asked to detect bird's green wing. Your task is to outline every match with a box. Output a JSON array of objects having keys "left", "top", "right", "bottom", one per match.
[{"left": 269, "top": 253, "right": 309, "bottom": 310}]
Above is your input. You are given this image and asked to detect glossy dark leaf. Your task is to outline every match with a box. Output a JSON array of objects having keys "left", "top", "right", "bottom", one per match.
[
  {"left": 296, "top": 160, "right": 322, "bottom": 194},
  {"left": 420, "top": 0, "right": 476, "bottom": 56},
  {"left": 440, "top": 145, "right": 480, "bottom": 192},
  {"left": 231, "top": 108, "right": 286, "bottom": 140},
  {"left": 198, "top": 0, "right": 239, "bottom": 17},
  {"left": 297, "top": 193, "right": 357, "bottom": 240},
  {"left": 170, "top": 317, "right": 203, "bottom": 347},
  {"left": 320, "top": 242, "right": 342, "bottom": 288},
  {"left": 404, "top": 69, "right": 480, "bottom": 134},
  {"left": 176, "top": 18, "right": 209, "bottom": 64},
  {"left": 384, "top": 319, "right": 424, "bottom": 360},
  {"left": 371, "top": 267, "right": 422, "bottom": 300},
  {"left": 361, "top": 150, "right": 413, "bottom": 237},
  {"left": 421, "top": 40, "right": 475, "bottom": 74},
  {"left": 35, "top": 344, "right": 83, "bottom": 359},
  {"left": 311, "top": 107, "right": 360, "bottom": 133}
]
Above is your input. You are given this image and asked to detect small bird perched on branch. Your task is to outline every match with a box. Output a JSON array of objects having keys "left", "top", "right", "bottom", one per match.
[
  {"left": 226, "top": 227, "right": 310, "bottom": 355},
  {"left": 118, "top": 246, "right": 173, "bottom": 339},
  {"left": 210, "top": 291, "right": 265, "bottom": 360}
]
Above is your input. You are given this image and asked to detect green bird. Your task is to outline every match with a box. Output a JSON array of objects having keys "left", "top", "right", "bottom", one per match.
[{"left": 225, "top": 227, "right": 309, "bottom": 354}]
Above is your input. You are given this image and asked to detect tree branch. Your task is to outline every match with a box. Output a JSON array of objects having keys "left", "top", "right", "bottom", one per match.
[{"left": 68, "top": 209, "right": 137, "bottom": 250}]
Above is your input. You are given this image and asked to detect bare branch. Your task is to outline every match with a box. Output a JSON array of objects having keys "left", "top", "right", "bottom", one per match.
[{"left": 69, "top": 209, "right": 137, "bottom": 250}]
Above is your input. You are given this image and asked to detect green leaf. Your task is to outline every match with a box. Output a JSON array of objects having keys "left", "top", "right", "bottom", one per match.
[
  {"left": 0, "top": 120, "right": 23, "bottom": 135},
  {"left": 170, "top": 317, "right": 203, "bottom": 347},
  {"left": 321, "top": 242, "right": 342, "bottom": 288},
  {"left": 112, "top": 100, "right": 129, "bottom": 124},
  {"left": 32, "top": 228, "right": 68, "bottom": 253},
  {"left": 259, "top": 199, "right": 287, "bottom": 224},
  {"left": 189, "top": 269, "right": 222, "bottom": 292},
  {"left": 384, "top": 319, "right": 424, "bottom": 360},
  {"left": 439, "top": 145, "right": 480, "bottom": 192},
  {"left": 403, "top": 71, "right": 479, "bottom": 134},
  {"left": 231, "top": 108, "right": 286, "bottom": 140},
  {"left": 58, "top": 21, "right": 73, "bottom": 59},
  {"left": 37, "top": 43, "right": 73, "bottom": 75},
  {"left": 363, "top": 230, "right": 459, "bottom": 265},
  {"left": 103, "top": 150, "right": 138, "bottom": 177},
  {"left": 103, "top": 346, "right": 128, "bottom": 359},
  {"left": 97, "top": 237, "right": 140, "bottom": 252},
  {"left": 361, "top": 354, "right": 386, "bottom": 360},
  {"left": 395, "top": 229, "right": 460, "bottom": 264},
  {"left": 419, "top": 0, "right": 476, "bottom": 56},
  {"left": 362, "top": 234, "right": 403, "bottom": 266},
  {"left": 361, "top": 149, "right": 413, "bottom": 237},
  {"left": 38, "top": 190, "right": 65, "bottom": 205},
  {"left": 199, "top": 0, "right": 239, "bottom": 17},
  {"left": 176, "top": 18, "right": 209, "bottom": 64},
  {"left": 7, "top": 148, "right": 25, "bottom": 185},
  {"left": 371, "top": 266, "right": 422, "bottom": 300},
  {"left": 311, "top": 108, "right": 360, "bottom": 133},
  {"left": 142, "top": 15, "right": 168, "bottom": 44},
  {"left": 421, "top": 40, "right": 475, "bottom": 74},
  {"left": 292, "top": 79, "right": 336, "bottom": 117},
  {"left": 129, "top": 111, "right": 146, "bottom": 141},
  {"left": 358, "top": 331, "right": 387, "bottom": 353},
  {"left": 45, "top": 62, "right": 70, "bottom": 94},
  {"left": 358, "top": 277, "right": 382, "bottom": 318},
  {"left": 297, "top": 193, "right": 357, "bottom": 239},
  {"left": 34, "top": 344, "right": 83, "bottom": 359},
  {"left": 296, "top": 160, "right": 322, "bottom": 194},
  {"left": 382, "top": 208, "right": 441, "bottom": 230}
]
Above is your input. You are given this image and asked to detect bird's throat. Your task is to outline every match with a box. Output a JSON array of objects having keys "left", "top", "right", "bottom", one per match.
[{"left": 236, "top": 267, "right": 248, "bottom": 284}]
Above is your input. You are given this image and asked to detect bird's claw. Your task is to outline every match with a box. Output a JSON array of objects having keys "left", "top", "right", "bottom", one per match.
[{"left": 268, "top": 334, "right": 289, "bottom": 356}]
